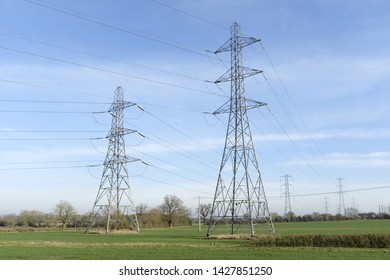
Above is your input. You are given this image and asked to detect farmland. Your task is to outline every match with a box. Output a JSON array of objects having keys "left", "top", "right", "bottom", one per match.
[{"left": 1, "top": 220, "right": 390, "bottom": 260}]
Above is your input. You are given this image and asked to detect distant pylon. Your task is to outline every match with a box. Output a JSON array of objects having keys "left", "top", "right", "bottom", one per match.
[
  {"left": 86, "top": 87, "right": 140, "bottom": 233},
  {"left": 281, "top": 174, "right": 293, "bottom": 221},
  {"left": 337, "top": 177, "right": 346, "bottom": 216},
  {"left": 206, "top": 22, "right": 275, "bottom": 237},
  {"left": 324, "top": 197, "right": 330, "bottom": 221}
]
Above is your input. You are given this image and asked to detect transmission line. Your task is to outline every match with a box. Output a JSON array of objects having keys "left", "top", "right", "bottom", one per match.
[
  {"left": 0, "top": 98, "right": 110, "bottom": 105},
  {"left": 265, "top": 106, "right": 331, "bottom": 188},
  {"left": 0, "top": 78, "right": 110, "bottom": 100},
  {"left": 0, "top": 164, "right": 100, "bottom": 171},
  {"left": 0, "top": 31, "right": 209, "bottom": 84},
  {"left": 267, "top": 185, "right": 390, "bottom": 199},
  {"left": 22, "top": 0, "right": 218, "bottom": 60},
  {"left": 149, "top": 0, "right": 228, "bottom": 30},
  {"left": 0, "top": 45, "right": 221, "bottom": 97},
  {"left": 259, "top": 43, "right": 336, "bottom": 182},
  {"left": 0, "top": 109, "right": 105, "bottom": 114}
]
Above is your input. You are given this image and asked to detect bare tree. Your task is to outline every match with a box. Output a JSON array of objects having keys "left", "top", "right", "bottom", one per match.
[
  {"left": 54, "top": 200, "right": 76, "bottom": 229},
  {"left": 159, "top": 195, "right": 189, "bottom": 227},
  {"left": 18, "top": 210, "right": 45, "bottom": 227},
  {"left": 135, "top": 203, "right": 148, "bottom": 217},
  {"left": 197, "top": 203, "right": 211, "bottom": 225}
]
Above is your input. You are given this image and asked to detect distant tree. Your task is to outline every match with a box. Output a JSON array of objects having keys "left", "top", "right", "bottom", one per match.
[
  {"left": 143, "top": 208, "right": 164, "bottom": 228},
  {"left": 270, "top": 212, "right": 283, "bottom": 223},
  {"left": 0, "top": 214, "right": 17, "bottom": 227},
  {"left": 197, "top": 203, "right": 211, "bottom": 225},
  {"left": 135, "top": 203, "right": 149, "bottom": 228},
  {"left": 301, "top": 214, "right": 313, "bottom": 222},
  {"left": 311, "top": 212, "right": 322, "bottom": 221},
  {"left": 54, "top": 200, "right": 76, "bottom": 229},
  {"left": 285, "top": 211, "right": 296, "bottom": 222},
  {"left": 346, "top": 207, "right": 359, "bottom": 220},
  {"left": 18, "top": 210, "right": 45, "bottom": 227},
  {"left": 320, "top": 213, "right": 333, "bottom": 221},
  {"left": 135, "top": 203, "right": 148, "bottom": 216},
  {"left": 159, "top": 195, "right": 190, "bottom": 227},
  {"left": 335, "top": 213, "right": 347, "bottom": 221}
]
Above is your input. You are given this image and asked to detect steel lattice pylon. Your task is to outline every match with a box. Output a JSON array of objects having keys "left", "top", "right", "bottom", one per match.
[
  {"left": 86, "top": 87, "right": 140, "bottom": 233},
  {"left": 207, "top": 23, "right": 275, "bottom": 237},
  {"left": 281, "top": 174, "right": 293, "bottom": 221}
]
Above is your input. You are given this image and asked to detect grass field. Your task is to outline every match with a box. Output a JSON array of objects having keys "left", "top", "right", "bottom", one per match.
[{"left": 1, "top": 220, "right": 390, "bottom": 260}]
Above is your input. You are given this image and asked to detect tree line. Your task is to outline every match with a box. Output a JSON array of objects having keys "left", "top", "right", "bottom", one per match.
[
  {"left": 270, "top": 209, "right": 390, "bottom": 223},
  {"left": 0, "top": 195, "right": 193, "bottom": 229},
  {"left": 1, "top": 196, "right": 389, "bottom": 230}
]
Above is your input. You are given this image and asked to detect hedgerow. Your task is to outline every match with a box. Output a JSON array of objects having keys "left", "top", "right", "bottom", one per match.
[{"left": 251, "top": 234, "right": 390, "bottom": 248}]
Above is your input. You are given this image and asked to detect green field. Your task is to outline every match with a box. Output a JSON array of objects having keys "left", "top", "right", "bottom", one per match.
[{"left": 1, "top": 220, "right": 390, "bottom": 260}]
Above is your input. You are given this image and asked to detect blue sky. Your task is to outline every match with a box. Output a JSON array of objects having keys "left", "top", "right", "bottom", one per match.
[{"left": 1, "top": 0, "right": 390, "bottom": 216}]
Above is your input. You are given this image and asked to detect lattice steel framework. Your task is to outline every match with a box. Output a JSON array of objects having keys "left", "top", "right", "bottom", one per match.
[
  {"left": 86, "top": 87, "right": 140, "bottom": 233},
  {"left": 281, "top": 174, "right": 293, "bottom": 221},
  {"left": 207, "top": 23, "right": 275, "bottom": 237},
  {"left": 337, "top": 177, "right": 346, "bottom": 216}
]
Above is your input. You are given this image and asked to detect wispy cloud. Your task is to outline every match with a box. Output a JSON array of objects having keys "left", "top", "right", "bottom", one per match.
[
  {"left": 276, "top": 54, "right": 390, "bottom": 100},
  {"left": 288, "top": 152, "right": 390, "bottom": 168},
  {"left": 253, "top": 128, "right": 390, "bottom": 143}
]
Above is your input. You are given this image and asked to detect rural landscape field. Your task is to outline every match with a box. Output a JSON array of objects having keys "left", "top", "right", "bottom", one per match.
[
  {"left": 2, "top": 2, "right": 390, "bottom": 272},
  {"left": 1, "top": 220, "right": 390, "bottom": 260}
]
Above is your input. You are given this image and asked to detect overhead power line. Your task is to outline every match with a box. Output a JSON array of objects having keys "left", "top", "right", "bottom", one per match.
[
  {"left": 0, "top": 137, "right": 104, "bottom": 141},
  {"left": 149, "top": 0, "right": 228, "bottom": 30},
  {"left": 268, "top": 185, "right": 390, "bottom": 199},
  {"left": 0, "top": 31, "right": 208, "bottom": 83},
  {"left": 0, "top": 98, "right": 110, "bottom": 105},
  {"left": 0, "top": 78, "right": 110, "bottom": 100},
  {"left": 22, "top": 0, "right": 216, "bottom": 59},
  {"left": 0, "top": 160, "right": 101, "bottom": 165},
  {"left": 0, "top": 109, "right": 106, "bottom": 114},
  {"left": 0, "top": 45, "right": 220, "bottom": 96},
  {"left": 0, "top": 164, "right": 101, "bottom": 171},
  {"left": 259, "top": 42, "right": 336, "bottom": 182}
]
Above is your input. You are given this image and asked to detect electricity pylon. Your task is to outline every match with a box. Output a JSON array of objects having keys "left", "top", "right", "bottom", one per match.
[
  {"left": 281, "top": 174, "right": 293, "bottom": 221},
  {"left": 86, "top": 86, "right": 140, "bottom": 233},
  {"left": 324, "top": 197, "right": 330, "bottom": 221},
  {"left": 337, "top": 177, "right": 346, "bottom": 216},
  {"left": 206, "top": 22, "right": 275, "bottom": 237}
]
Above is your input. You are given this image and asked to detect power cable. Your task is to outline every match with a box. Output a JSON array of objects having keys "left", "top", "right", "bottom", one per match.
[
  {"left": 143, "top": 109, "right": 221, "bottom": 157},
  {"left": 268, "top": 185, "right": 390, "bottom": 199},
  {"left": 133, "top": 127, "right": 219, "bottom": 172},
  {"left": 0, "top": 98, "right": 110, "bottom": 105},
  {"left": 0, "top": 31, "right": 209, "bottom": 84},
  {"left": 0, "top": 45, "right": 220, "bottom": 97},
  {"left": 138, "top": 175, "right": 213, "bottom": 196},
  {"left": 22, "top": 0, "right": 218, "bottom": 60},
  {"left": 265, "top": 105, "right": 331, "bottom": 188},
  {"left": 0, "top": 164, "right": 101, "bottom": 171},
  {"left": 0, "top": 109, "right": 106, "bottom": 114},
  {"left": 0, "top": 133, "right": 105, "bottom": 140},
  {"left": 146, "top": 162, "right": 211, "bottom": 187},
  {"left": 131, "top": 146, "right": 215, "bottom": 181},
  {"left": 0, "top": 78, "right": 110, "bottom": 100},
  {"left": 259, "top": 42, "right": 337, "bottom": 180},
  {"left": 0, "top": 159, "right": 101, "bottom": 165},
  {"left": 149, "top": 0, "right": 228, "bottom": 31},
  {"left": 0, "top": 130, "right": 106, "bottom": 133}
]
